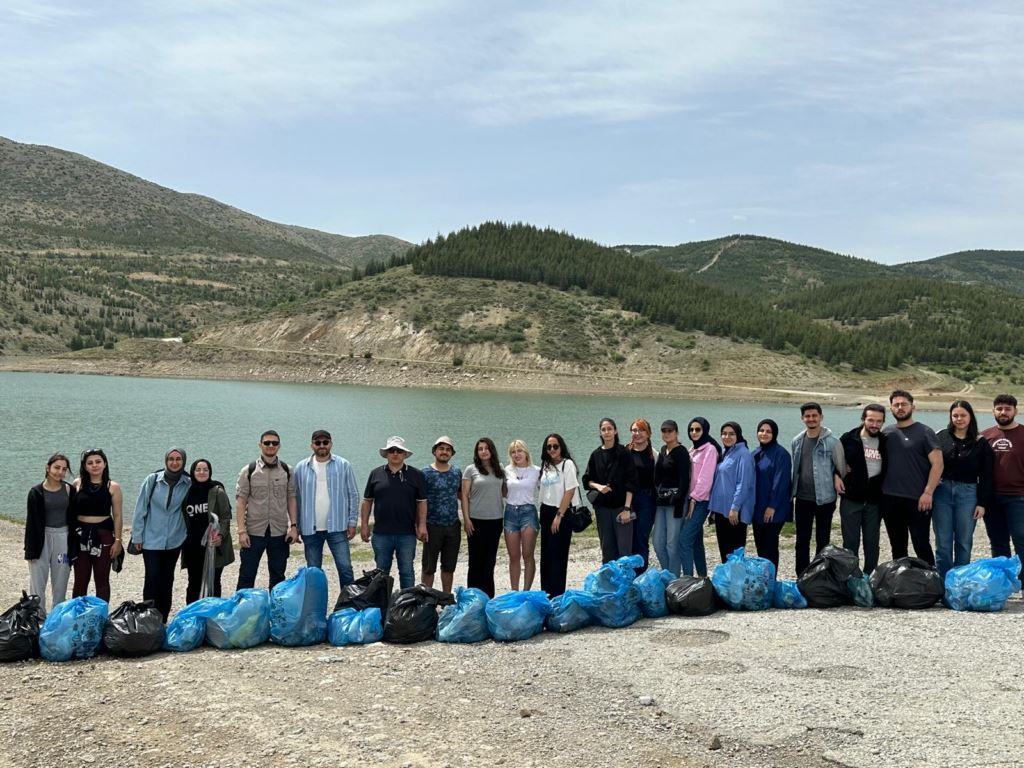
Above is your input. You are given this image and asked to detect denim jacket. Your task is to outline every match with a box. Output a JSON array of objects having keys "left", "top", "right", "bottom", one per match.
[
  {"left": 790, "top": 427, "right": 845, "bottom": 506},
  {"left": 132, "top": 471, "right": 190, "bottom": 550}
]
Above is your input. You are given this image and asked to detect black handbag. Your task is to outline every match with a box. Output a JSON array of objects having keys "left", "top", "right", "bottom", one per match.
[
  {"left": 656, "top": 487, "right": 679, "bottom": 505},
  {"left": 566, "top": 505, "right": 592, "bottom": 533}
]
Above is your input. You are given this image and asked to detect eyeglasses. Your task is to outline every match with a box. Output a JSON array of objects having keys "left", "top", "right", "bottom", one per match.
[
  {"left": 313, "top": 440, "right": 331, "bottom": 447},
  {"left": 688, "top": 427, "right": 702, "bottom": 432},
  {"left": 545, "top": 443, "right": 560, "bottom": 451},
  {"left": 386, "top": 447, "right": 406, "bottom": 454},
  {"left": 629, "top": 428, "right": 645, "bottom": 434},
  {"left": 262, "top": 440, "right": 280, "bottom": 447}
]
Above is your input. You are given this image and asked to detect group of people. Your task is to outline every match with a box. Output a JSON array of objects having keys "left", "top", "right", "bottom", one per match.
[{"left": 23, "top": 392, "right": 1024, "bottom": 622}]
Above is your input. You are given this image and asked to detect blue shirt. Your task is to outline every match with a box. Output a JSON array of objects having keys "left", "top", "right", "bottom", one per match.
[
  {"left": 422, "top": 465, "right": 462, "bottom": 526},
  {"left": 709, "top": 442, "right": 755, "bottom": 524},
  {"left": 293, "top": 454, "right": 360, "bottom": 536},
  {"left": 752, "top": 442, "right": 793, "bottom": 524},
  {"left": 131, "top": 471, "right": 190, "bottom": 550}
]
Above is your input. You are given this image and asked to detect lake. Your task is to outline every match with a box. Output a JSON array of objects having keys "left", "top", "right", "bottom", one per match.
[{"left": 3, "top": 372, "right": 960, "bottom": 520}]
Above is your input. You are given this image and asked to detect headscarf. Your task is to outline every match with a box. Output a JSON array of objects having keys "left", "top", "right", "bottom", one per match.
[
  {"left": 720, "top": 421, "right": 747, "bottom": 451},
  {"left": 756, "top": 419, "right": 779, "bottom": 446},
  {"left": 184, "top": 458, "right": 225, "bottom": 510},
  {"left": 688, "top": 417, "right": 722, "bottom": 459},
  {"left": 163, "top": 447, "right": 187, "bottom": 488}
]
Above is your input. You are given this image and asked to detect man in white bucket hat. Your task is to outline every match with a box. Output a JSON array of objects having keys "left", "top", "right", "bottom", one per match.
[{"left": 420, "top": 436, "right": 462, "bottom": 594}]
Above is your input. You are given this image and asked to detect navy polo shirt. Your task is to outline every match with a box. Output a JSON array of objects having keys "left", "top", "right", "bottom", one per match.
[{"left": 363, "top": 464, "right": 426, "bottom": 535}]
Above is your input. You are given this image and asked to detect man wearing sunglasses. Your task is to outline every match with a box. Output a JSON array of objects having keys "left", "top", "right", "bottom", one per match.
[
  {"left": 293, "top": 429, "right": 359, "bottom": 597},
  {"left": 235, "top": 429, "right": 298, "bottom": 590}
]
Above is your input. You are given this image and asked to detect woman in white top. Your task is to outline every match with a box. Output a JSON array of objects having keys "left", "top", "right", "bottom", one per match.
[
  {"left": 504, "top": 439, "right": 540, "bottom": 591},
  {"left": 538, "top": 433, "right": 579, "bottom": 597}
]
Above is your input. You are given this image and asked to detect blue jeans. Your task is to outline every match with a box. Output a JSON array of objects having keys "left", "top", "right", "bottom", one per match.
[
  {"left": 932, "top": 480, "right": 978, "bottom": 578},
  {"left": 303, "top": 530, "right": 354, "bottom": 587},
  {"left": 631, "top": 490, "right": 657, "bottom": 572},
  {"left": 371, "top": 533, "right": 417, "bottom": 589},
  {"left": 678, "top": 500, "right": 709, "bottom": 577},
  {"left": 652, "top": 504, "right": 683, "bottom": 576},
  {"left": 236, "top": 528, "right": 290, "bottom": 590}
]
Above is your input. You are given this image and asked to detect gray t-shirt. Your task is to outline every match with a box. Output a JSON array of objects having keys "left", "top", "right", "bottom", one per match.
[
  {"left": 43, "top": 486, "right": 69, "bottom": 528},
  {"left": 462, "top": 464, "right": 505, "bottom": 520},
  {"left": 882, "top": 422, "right": 940, "bottom": 499},
  {"left": 796, "top": 435, "right": 818, "bottom": 501},
  {"left": 863, "top": 435, "right": 882, "bottom": 479}
]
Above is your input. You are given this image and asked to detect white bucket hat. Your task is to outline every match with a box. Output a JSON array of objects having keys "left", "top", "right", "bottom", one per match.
[
  {"left": 379, "top": 436, "right": 412, "bottom": 458},
  {"left": 432, "top": 436, "right": 456, "bottom": 455}
]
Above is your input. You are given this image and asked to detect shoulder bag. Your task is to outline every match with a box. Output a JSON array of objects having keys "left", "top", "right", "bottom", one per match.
[{"left": 561, "top": 461, "right": 592, "bottom": 533}]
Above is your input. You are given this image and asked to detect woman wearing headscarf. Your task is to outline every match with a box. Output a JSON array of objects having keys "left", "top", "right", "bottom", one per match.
[
  {"left": 180, "top": 458, "right": 235, "bottom": 602},
  {"left": 708, "top": 422, "right": 755, "bottom": 563},
  {"left": 681, "top": 417, "right": 720, "bottom": 576},
  {"left": 131, "top": 448, "right": 191, "bottom": 622},
  {"left": 751, "top": 419, "right": 793, "bottom": 571}
]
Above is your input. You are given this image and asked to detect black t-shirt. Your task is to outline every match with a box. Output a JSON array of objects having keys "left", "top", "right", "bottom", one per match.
[
  {"left": 630, "top": 448, "right": 656, "bottom": 491},
  {"left": 882, "top": 422, "right": 940, "bottom": 499},
  {"left": 363, "top": 464, "right": 426, "bottom": 535}
]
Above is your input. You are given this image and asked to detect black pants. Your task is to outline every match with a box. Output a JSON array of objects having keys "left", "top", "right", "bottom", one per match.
[
  {"left": 753, "top": 522, "right": 784, "bottom": 572},
  {"left": 881, "top": 495, "right": 934, "bottom": 565},
  {"left": 794, "top": 499, "right": 835, "bottom": 575},
  {"left": 142, "top": 547, "right": 181, "bottom": 622},
  {"left": 237, "top": 527, "right": 290, "bottom": 591},
  {"left": 539, "top": 504, "right": 573, "bottom": 597},
  {"left": 713, "top": 514, "right": 748, "bottom": 563},
  {"left": 595, "top": 505, "right": 633, "bottom": 564},
  {"left": 466, "top": 517, "right": 503, "bottom": 598},
  {"left": 183, "top": 546, "right": 224, "bottom": 604}
]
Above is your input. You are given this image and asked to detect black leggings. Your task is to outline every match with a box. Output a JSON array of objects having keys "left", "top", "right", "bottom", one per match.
[
  {"left": 713, "top": 514, "right": 748, "bottom": 563},
  {"left": 142, "top": 547, "right": 181, "bottom": 622},
  {"left": 466, "top": 518, "right": 503, "bottom": 598},
  {"left": 183, "top": 547, "right": 224, "bottom": 604},
  {"left": 753, "top": 522, "right": 785, "bottom": 572},
  {"left": 539, "top": 504, "right": 573, "bottom": 598}
]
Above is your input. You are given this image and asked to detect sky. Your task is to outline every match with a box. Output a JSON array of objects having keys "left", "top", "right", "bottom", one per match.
[{"left": 2, "top": 0, "right": 1022, "bottom": 263}]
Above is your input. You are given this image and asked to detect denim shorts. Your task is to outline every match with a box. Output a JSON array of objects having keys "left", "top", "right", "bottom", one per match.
[{"left": 503, "top": 503, "right": 539, "bottom": 533}]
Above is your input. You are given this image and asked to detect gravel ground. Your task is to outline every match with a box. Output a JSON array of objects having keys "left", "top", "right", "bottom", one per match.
[{"left": 0, "top": 518, "right": 1021, "bottom": 768}]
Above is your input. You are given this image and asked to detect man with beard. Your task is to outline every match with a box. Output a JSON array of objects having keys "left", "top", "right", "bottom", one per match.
[
  {"left": 839, "top": 404, "right": 887, "bottom": 573},
  {"left": 881, "top": 390, "right": 943, "bottom": 564},
  {"left": 981, "top": 394, "right": 1024, "bottom": 567},
  {"left": 294, "top": 429, "right": 359, "bottom": 595}
]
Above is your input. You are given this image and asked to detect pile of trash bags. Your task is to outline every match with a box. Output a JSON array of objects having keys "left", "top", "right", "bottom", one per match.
[{"left": 712, "top": 548, "right": 776, "bottom": 610}]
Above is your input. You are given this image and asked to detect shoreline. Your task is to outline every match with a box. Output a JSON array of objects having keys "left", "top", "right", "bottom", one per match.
[{"left": 0, "top": 346, "right": 980, "bottom": 410}]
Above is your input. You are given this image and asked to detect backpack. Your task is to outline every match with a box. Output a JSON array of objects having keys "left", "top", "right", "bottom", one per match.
[{"left": 247, "top": 460, "right": 290, "bottom": 484}]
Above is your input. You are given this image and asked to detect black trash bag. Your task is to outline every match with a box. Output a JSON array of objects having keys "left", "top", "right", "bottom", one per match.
[
  {"left": 869, "top": 557, "right": 945, "bottom": 609},
  {"left": 334, "top": 568, "right": 394, "bottom": 613},
  {"left": 383, "top": 585, "right": 455, "bottom": 644},
  {"left": 796, "top": 545, "right": 863, "bottom": 608},
  {"left": 0, "top": 592, "right": 47, "bottom": 662},
  {"left": 102, "top": 600, "right": 166, "bottom": 657},
  {"left": 665, "top": 576, "right": 720, "bottom": 617}
]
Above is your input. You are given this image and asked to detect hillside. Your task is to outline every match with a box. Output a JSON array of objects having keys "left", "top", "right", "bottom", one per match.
[
  {"left": 0, "top": 136, "right": 410, "bottom": 264},
  {"left": 898, "top": 249, "right": 1024, "bottom": 295},
  {"left": 632, "top": 235, "right": 890, "bottom": 295}
]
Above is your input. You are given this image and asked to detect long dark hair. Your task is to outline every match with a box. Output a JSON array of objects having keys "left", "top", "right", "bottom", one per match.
[
  {"left": 45, "top": 452, "right": 71, "bottom": 482},
  {"left": 540, "top": 433, "right": 574, "bottom": 472},
  {"left": 599, "top": 417, "right": 620, "bottom": 447},
  {"left": 473, "top": 437, "right": 506, "bottom": 479},
  {"left": 79, "top": 448, "right": 110, "bottom": 487},
  {"left": 948, "top": 399, "right": 979, "bottom": 443}
]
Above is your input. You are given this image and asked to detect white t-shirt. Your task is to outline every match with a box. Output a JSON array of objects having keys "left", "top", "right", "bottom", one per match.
[
  {"left": 539, "top": 459, "right": 579, "bottom": 507},
  {"left": 504, "top": 464, "right": 540, "bottom": 506},
  {"left": 313, "top": 458, "right": 330, "bottom": 531}
]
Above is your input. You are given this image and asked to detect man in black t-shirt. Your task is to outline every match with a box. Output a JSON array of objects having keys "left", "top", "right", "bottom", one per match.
[
  {"left": 881, "top": 390, "right": 943, "bottom": 564},
  {"left": 359, "top": 436, "right": 427, "bottom": 590}
]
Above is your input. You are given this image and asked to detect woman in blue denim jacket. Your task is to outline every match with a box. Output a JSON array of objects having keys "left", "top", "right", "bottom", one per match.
[{"left": 709, "top": 422, "right": 755, "bottom": 563}]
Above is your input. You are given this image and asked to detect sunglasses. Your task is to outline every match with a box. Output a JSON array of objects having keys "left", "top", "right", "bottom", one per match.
[
  {"left": 688, "top": 427, "right": 702, "bottom": 432},
  {"left": 313, "top": 440, "right": 331, "bottom": 447},
  {"left": 262, "top": 440, "right": 280, "bottom": 447},
  {"left": 545, "top": 443, "right": 560, "bottom": 450},
  {"left": 386, "top": 447, "right": 406, "bottom": 454}
]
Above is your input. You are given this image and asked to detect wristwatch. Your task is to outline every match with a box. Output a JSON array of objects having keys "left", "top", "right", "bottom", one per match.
[{"left": 623, "top": 506, "right": 632, "bottom": 512}]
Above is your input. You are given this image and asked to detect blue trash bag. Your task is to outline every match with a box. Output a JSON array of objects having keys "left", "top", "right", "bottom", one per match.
[
  {"left": 164, "top": 597, "right": 230, "bottom": 652},
  {"left": 206, "top": 589, "right": 271, "bottom": 649},
  {"left": 327, "top": 607, "right": 384, "bottom": 645},
  {"left": 772, "top": 580, "right": 808, "bottom": 609},
  {"left": 847, "top": 575, "right": 875, "bottom": 608},
  {"left": 437, "top": 587, "right": 490, "bottom": 643},
  {"left": 945, "top": 555, "right": 1022, "bottom": 612},
  {"left": 270, "top": 567, "right": 329, "bottom": 646},
  {"left": 634, "top": 567, "right": 674, "bottom": 618},
  {"left": 585, "top": 585, "right": 642, "bottom": 628},
  {"left": 583, "top": 554, "right": 644, "bottom": 595},
  {"left": 712, "top": 547, "right": 776, "bottom": 611},
  {"left": 485, "top": 591, "right": 552, "bottom": 641},
  {"left": 546, "top": 590, "right": 595, "bottom": 633},
  {"left": 39, "top": 596, "right": 109, "bottom": 662}
]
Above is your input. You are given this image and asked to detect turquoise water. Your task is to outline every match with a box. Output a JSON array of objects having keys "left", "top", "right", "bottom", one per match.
[{"left": 3, "top": 372, "right": 953, "bottom": 520}]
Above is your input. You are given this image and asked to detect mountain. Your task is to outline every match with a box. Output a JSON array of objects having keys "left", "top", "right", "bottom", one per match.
[
  {"left": 897, "top": 249, "right": 1024, "bottom": 295},
  {"left": 632, "top": 235, "right": 891, "bottom": 295}
]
